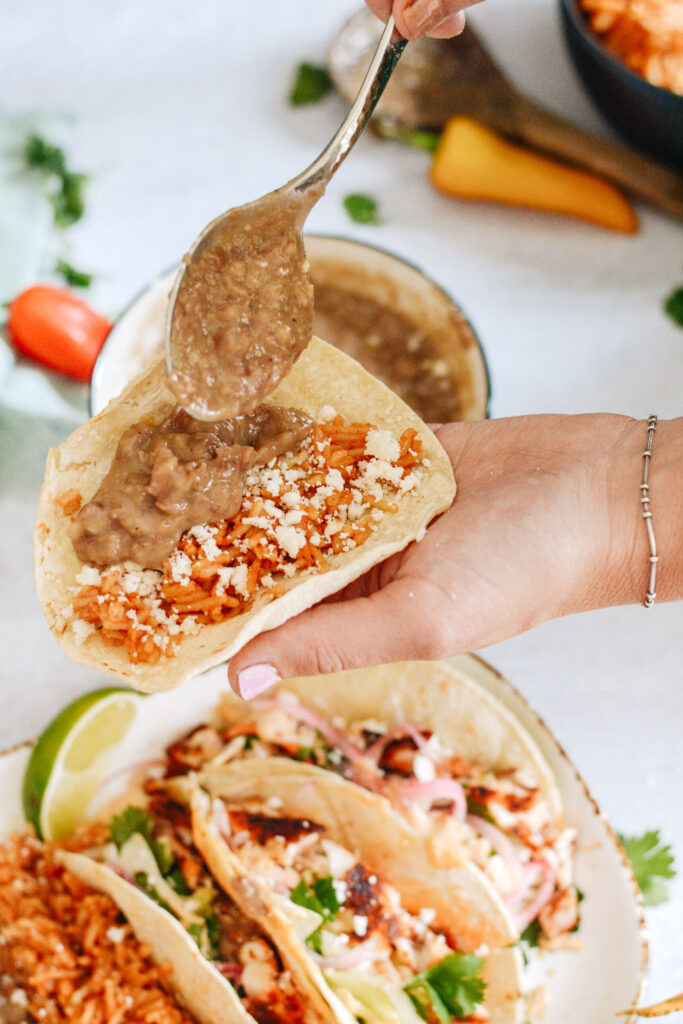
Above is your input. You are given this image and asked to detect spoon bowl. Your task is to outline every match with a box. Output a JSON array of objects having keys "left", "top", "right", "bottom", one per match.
[{"left": 165, "top": 16, "right": 406, "bottom": 422}]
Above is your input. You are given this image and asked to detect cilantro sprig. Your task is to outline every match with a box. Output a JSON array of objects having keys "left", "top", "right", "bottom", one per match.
[
  {"left": 404, "top": 952, "right": 486, "bottom": 1022},
  {"left": 23, "top": 132, "right": 87, "bottom": 228},
  {"left": 55, "top": 259, "right": 92, "bottom": 289},
  {"left": 343, "top": 193, "right": 380, "bottom": 225},
  {"left": 289, "top": 63, "right": 333, "bottom": 106},
  {"left": 109, "top": 806, "right": 174, "bottom": 874},
  {"left": 375, "top": 122, "right": 441, "bottom": 153},
  {"left": 291, "top": 875, "right": 340, "bottom": 954},
  {"left": 619, "top": 830, "right": 676, "bottom": 907},
  {"left": 664, "top": 285, "right": 683, "bottom": 328}
]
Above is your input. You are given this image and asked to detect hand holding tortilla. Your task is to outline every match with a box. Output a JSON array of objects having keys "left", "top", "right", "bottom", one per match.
[{"left": 228, "top": 413, "right": 683, "bottom": 696}]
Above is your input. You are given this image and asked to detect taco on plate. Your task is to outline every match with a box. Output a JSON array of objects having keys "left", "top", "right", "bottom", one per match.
[
  {"left": 35, "top": 339, "right": 454, "bottom": 692},
  {"left": 171, "top": 661, "right": 579, "bottom": 947},
  {"left": 188, "top": 778, "right": 524, "bottom": 1024}
]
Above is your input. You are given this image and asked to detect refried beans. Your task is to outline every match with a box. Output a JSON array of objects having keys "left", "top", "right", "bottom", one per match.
[
  {"left": 312, "top": 285, "right": 460, "bottom": 423},
  {"left": 167, "top": 189, "right": 321, "bottom": 421},
  {"left": 70, "top": 405, "right": 311, "bottom": 570}
]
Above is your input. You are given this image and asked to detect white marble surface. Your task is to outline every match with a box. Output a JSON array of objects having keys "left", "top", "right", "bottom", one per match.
[{"left": 1, "top": 0, "right": 681, "bottom": 1008}]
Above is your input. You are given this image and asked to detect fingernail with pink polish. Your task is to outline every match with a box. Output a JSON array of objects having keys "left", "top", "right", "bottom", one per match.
[{"left": 236, "top": 663, "right": 281, "bottom": 700}]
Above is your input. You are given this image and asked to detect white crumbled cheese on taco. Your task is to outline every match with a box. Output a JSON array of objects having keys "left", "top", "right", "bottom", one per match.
[
  {"left": 399, "top": 472, "right": 418, "bottom": 493},
  {"left": 274, "top": 525, "right": 306, "bottom": 559},
  {"left": 324, "top": 469, "right": 345, "bottom": 492},
  {"left": 280, "top": 490, "right": 300, "bottom": 509},
  {"left": 10, "top": 990, "right": 27, "bottom": 1008},
  {"left": 169, "top": 551, "right": 192, "bottom": 583},
  {"left": 362, "top": 459, "right": 403, "bottom": 488},
  {"left": 120, "top": 569, "right": 161, "bottom": 597},
  {"left": 59, "top": 604, "right": 74, "bottom": 620},
  {"left": 365, "top": 429, "right": 400, "bottom": 463},
  {"left": 106, "top": 926, "right": 126, "bottom": 943},
  {"left": 75, "top": 565, "right": 102, "bottom": 587},
  {"left": 72, "top": 619, "right": 95, "bottom": 645},
  {"left": 318, "top": 405, "right": 337, "bottom": 421},
  {"left": 332, "top": 879, "right": 348, "bottom": 904},
  {"left": 352, "top": 915, "right": 368, "bottom": 937},
  {"left": 413, "top": 753, "right": 436, "bottom": 783},
  {"left": 179, "top": 617, "right": 200, "bottom": 636},
  {"left": 418, "top": 907, "right": 436, "bottom": 926},
  {"left": 284, "top": 509, "right": 305, "bottom": 526}
]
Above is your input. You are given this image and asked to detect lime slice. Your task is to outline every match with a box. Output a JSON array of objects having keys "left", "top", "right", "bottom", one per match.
[{"left": 23, "top": 687, "right": 142, "bottom": 841}]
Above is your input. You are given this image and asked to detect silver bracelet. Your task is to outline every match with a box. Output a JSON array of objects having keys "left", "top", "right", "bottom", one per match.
[{"left": 641, "top": 414, "right": 658, "bottom": 608}]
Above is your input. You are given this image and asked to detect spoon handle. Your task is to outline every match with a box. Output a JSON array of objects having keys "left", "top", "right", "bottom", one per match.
[{"left": 290, "top": 17, "right": 407, "bottom": 193}]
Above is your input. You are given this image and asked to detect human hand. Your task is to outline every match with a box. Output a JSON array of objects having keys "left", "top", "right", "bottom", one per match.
[
  {"left": 228, "top": 414, "right": 683, "bottom": 699},
  {"left": 365, "top": 0, "right": 484, "bottom": 40}
]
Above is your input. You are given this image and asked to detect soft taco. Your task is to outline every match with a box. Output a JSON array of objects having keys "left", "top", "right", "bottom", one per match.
[
  {"left": 55, "top": 795, "right": 336, "bottom": 1024},
  {"left": 0, "top": 831, "right": 222, "bottom": 1024},
  {"left": 173, "top": 661, "right": 578, "bottom": 947},
  {"left": 35, "top": 338, "right": 454, "bottom": 692},
  {"left": 187, "top": 779, "right": 524, "bottom": 1024}
]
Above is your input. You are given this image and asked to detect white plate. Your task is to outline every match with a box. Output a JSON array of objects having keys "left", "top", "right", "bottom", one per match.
[{"left": 0, "top": 655, "right": 646, "bottom": 1022}]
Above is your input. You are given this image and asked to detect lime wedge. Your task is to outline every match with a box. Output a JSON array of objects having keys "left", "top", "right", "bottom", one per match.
[{"left": 22, "top": 687, "right": 142, "bottom": 841}]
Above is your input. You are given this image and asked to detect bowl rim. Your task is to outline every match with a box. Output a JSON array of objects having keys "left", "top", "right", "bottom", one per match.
[
  {"left": 559, "top": 0, "right": 683, "bottom": 105},
  {"left": 90, "top": 232, "right": 492, "bottom": 420}
]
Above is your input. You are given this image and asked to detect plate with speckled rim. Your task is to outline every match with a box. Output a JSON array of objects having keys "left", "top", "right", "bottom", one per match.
[{"left": 0, "top": 654, "right": 646, "bottom": 1023}]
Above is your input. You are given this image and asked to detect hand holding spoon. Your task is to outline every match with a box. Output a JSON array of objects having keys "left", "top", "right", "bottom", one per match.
[{"left": 166, "top": 17, "right": 406, "bottom": 422}]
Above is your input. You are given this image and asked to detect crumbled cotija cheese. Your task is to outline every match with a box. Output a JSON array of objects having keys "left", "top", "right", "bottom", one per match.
[
  {"left": 75, "top": 566, "right": 102, "bottom": 587},
  {"left": 365, "top": 429, "right": 400, "bottom": 463}
]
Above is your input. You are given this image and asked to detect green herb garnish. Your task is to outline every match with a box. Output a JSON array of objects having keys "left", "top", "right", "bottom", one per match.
[
  {"left": 110, "top": 806, "right": 154, "bottom": 850},
  {"left": 289, "top": 62, "right": 333, "bottom": 106},
  {"left": 109, "top": 805, "right": 174, "bottom": 875},
  {"left": 404, "top": 952, "right": 486, "bottom": 1022},
  {"left": 619, "top": 830, "right": 676, "bottom": 906},
  {"left": 376, "top": 123, "right": 441, "bottom": 153},
  {"left": 55, "top": 259, "right": 92, "bottom": 288},
  {"left": 343, "top": 193, "right": 380, "bottom": 225},
  {"left": 664, "top": 286, "right": 683, "bottom": 328},
  {"left": 166, "top": 866, "right": 192, "bottom": 896},
  {"left": 23, "top": 133, "right": 87, "bottom": 228},
  {"left": 133, "top": 872, "right": 174, "bottom": 915},
  {"left": 291, "top": 875, "right": 340, "bottom": 952}
]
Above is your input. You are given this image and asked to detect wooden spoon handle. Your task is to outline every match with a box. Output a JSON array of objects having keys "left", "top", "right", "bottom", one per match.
[{"left": 509, "top": 97, "right": 683, "bottom": 220}]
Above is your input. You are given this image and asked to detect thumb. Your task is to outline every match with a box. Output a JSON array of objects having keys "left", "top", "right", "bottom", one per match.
[{"left": 227, "top": 577, "right": 435, "bottom": 699}]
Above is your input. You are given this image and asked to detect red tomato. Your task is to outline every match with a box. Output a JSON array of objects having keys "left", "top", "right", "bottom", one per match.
[{"left": 7, "top": 285, "right": 112, "bottom": 383}]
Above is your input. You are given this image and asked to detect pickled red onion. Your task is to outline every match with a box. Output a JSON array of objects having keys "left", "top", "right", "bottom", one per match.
[
  {"left": 393, "top": 778, "right": 467, "bottom": 822},
  {"left": 216, "top": 962, "right": 242, "bottom": 979},
  {"left": 513, "top": 858, "right": 556, "bottom": 932},
  {"left": 466, "top": 814, "right": 523, "bottom": 896},
  {"left": 251, "top": 698, "right": 364, "bottom": 762},
  {"left": 365, "top": 724, "right": 432, "bottom": 764}
]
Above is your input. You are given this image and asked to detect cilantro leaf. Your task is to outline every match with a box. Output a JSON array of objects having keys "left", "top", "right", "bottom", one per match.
[
  {"left": 376, "top": 123, "right": 441, "bottom": 153},
  {"left": 343, "top": 193, "right": 380, "bottom": 225},
  {"left": 24, "top": 133, "right": 67, "bottom": 177},
  {"left": 55, "top": 259, "right": 92, "bottom": 288},
  {"left": 109, "top": 805, "right": 175, "bottom": 876},
  {"left": 291, "top": 875, "right": 340, "bottom": 951},
  {"left": 664, "top": 286, "right": 683, "bottom": 328},
  {"left": 110, "top": 806, "right": 154, "bottom": 850},
  {"left": 133, "top": 872, "right": 174, "bottom": 915},
  {"left": 619, "top": 830, "right": 676, "bottom": 907},
  {"left": 203, "top": 911, "right": 222, "bottom": 960},
  {"left": 405, "top": 953, "right": 486, "bottom": 1021},
  {"left": 23, "top": 133, "right": 88, "bottom": 228},
  {"left": 166, "top": 866, "right": 192, "bottom": 896},
  {"left": 52, "top": 171, "right": 87, "bottom": 228},
  {"left": 291, "top": 875, "right": 339, "bottom": 920},
  {"left": 289, "top": 62, "right": 333, "bottom": 106}
]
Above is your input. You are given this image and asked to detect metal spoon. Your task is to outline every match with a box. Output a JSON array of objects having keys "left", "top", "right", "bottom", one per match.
[{"left": 165, "top": 16, "right": 406, "bottom": 422}]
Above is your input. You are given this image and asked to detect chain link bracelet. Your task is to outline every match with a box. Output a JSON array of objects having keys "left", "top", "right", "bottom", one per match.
[{"left": 641, "top": 415, "right": 658, "bottom": 608}]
